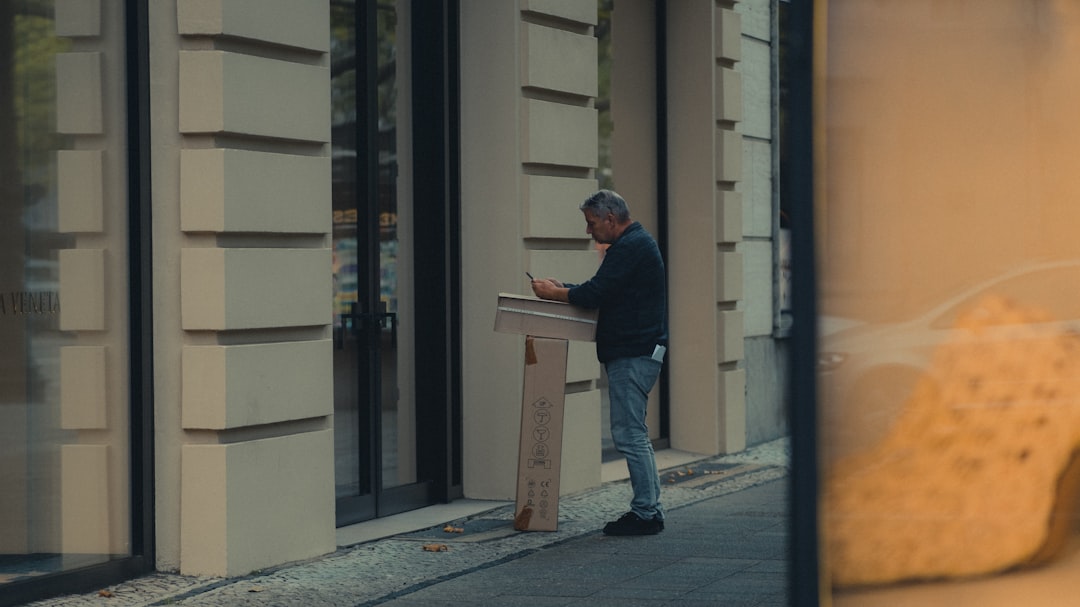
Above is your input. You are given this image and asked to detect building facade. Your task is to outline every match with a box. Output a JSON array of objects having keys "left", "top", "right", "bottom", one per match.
[{"left": 0, "top": 0, "right": 786, "bottom": 603}]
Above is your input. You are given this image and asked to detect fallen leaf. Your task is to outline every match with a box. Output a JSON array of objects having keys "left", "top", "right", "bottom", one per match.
[
  {"left": 422, "top": 543, "right": 449, "bottom": 552},
  {"left": 97, "top": 590, "right": 114, "bottom": 598},
  {"left": 248, "top": 586, "right": 264, "bottom": 593},
  {"left": 442, "top": 525, "right": 464, "bottom": 534}
]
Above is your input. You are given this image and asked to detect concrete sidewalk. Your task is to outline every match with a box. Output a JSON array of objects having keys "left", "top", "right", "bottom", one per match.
[{"left": 29, "top": 439, "right": 790, "bottom": 607}]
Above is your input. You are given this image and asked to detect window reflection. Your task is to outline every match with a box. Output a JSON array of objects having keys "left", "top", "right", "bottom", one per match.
[
  {"left": 331, "top": 0, "right": 415, "bottom": 513},
  {"left": 819, "top": 1, "right": 1080, "bottom": 602},
  {"left": 1, "top": 1, "right": 129, "bottom": 586}
]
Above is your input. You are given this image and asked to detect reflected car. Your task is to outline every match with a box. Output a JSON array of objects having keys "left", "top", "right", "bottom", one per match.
[{"left": 818, "top": 260, "right": 1080, "bottom": 463}]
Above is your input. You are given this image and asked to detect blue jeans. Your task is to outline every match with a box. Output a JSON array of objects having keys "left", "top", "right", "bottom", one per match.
[{"left": 605, "top": 355, "right": 664, "bottom": 521}]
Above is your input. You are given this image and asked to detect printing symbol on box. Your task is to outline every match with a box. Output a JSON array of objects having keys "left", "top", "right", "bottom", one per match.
[
  {"left": 531, "top": 397, "right": 553, "bottom": 409},
  {"left": 532, "top": 443, "right": 549, "bottom": 458},
  {"left": 533, "top": 409, "right": 550, "bottom": 425},
  {"left": 528, "top": 459, "right": 551, "bottom": 469},
  {"left": 532, "top": 427, "right": 550, "bottom": 442}
]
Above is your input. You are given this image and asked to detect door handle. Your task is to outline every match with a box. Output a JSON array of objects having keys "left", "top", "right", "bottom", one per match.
[{"left": 357, "top": 311, "right": 395, "bottom": 330}]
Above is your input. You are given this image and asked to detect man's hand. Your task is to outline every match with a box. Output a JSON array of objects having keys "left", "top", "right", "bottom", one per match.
[{"left": 530, "top": 278, "right": 570, "bottom": 302}]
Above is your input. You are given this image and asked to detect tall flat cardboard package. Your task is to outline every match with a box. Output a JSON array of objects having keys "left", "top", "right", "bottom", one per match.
[
  {"left": 494, "top": 293, "right": 596, "bottom": 532},
  {"left": 512, "top": 336, "right": 568, "bottom": 531}
]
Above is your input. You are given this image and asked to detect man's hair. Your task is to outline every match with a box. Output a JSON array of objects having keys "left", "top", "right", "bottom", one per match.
[{"left": 580, "top": 189, "right": 631, "bottom": 222}]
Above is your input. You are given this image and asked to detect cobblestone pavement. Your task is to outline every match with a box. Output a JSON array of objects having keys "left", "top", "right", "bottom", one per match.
[{"left": 28, "top": 438, "right": 790, "bottom": 607}]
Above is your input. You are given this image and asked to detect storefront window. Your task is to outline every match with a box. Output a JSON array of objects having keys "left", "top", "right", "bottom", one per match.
[
  {"left": 818, "top": 1, "right": 1080, "bottom": 603},
  {"left": 0, "top": 1, "right": 132, "bottom": 594}
]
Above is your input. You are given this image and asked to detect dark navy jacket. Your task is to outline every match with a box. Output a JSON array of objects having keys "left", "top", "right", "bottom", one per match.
[{"left": 566, "top": 222, "right": 668, "bottom": 363}]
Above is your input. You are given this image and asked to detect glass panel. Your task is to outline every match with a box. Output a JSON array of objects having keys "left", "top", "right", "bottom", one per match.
[
  {"left": 330, "top": 0, "right": 416, "bottom": 506},
  {"left": 0, "top": 1, "right": 130, "bottom": 584},
  {"left": 330, "top": 0, "right": 366, "bottom": 501},
  {"left": 819, "top": 1, "right": 1080, "bottom": 602},
  {"left": 379, "top": 0, "right": 415, "bottom": 491}
]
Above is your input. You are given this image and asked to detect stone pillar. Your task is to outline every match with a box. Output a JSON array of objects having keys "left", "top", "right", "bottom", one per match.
[
  {"left": 151, "top": 0, "right": 336, "bottom": 577},
  {"left": 667, "top": 0, "right": 747, "bottom": 454}
]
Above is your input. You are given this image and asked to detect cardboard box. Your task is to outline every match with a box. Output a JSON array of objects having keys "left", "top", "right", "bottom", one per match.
[
  {"left": 513, "top": 336, "right": 568, "bottom": 532},
  {"left": 494, "top": 293, "right": 598, "bottom": 342}
]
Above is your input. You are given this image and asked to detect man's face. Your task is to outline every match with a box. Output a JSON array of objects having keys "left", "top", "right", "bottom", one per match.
[{"left": 583, "top": 210, "right": 616, "bottom": 244}]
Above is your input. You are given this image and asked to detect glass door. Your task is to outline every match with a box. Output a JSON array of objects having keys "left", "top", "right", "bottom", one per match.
[{"left": 331, "top": 0, "right": 428, "bottom": 526}]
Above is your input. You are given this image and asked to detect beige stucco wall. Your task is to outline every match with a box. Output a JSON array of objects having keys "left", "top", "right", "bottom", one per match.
[
  {"left": 736, "top": 0, "right": 790, "bottom": 444},
  {"left": 666, "top": 0, "right": 748, "bottom": 455},
  {"left": 151, "top": 0, "right": 335, "bottom": 577},
  {"left": 460, "top": 1, "right": 602, "bottom": 501},
  {"left": 736, "top": 0, "right": 776, "bottom": 340}
]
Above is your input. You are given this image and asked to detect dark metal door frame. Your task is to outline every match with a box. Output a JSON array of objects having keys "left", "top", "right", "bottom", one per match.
[
  {"left": 334, "top": 0, "right": 379, "bottom": 527},
  {"left": 410, "top": 0, "right": 463, "bottom": 504},
  {"left": 335, "top": 0, "right": 462, "bottom": 527}
]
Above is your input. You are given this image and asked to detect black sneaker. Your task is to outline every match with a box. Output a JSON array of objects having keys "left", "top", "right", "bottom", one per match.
[{"left": 603, "top": 512, "right": 663, "bottom": 536}]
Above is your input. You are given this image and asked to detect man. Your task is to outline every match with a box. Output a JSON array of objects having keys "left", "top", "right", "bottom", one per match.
[{"left": 531, "top": 189, "right": 668, "bottom": 536}]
